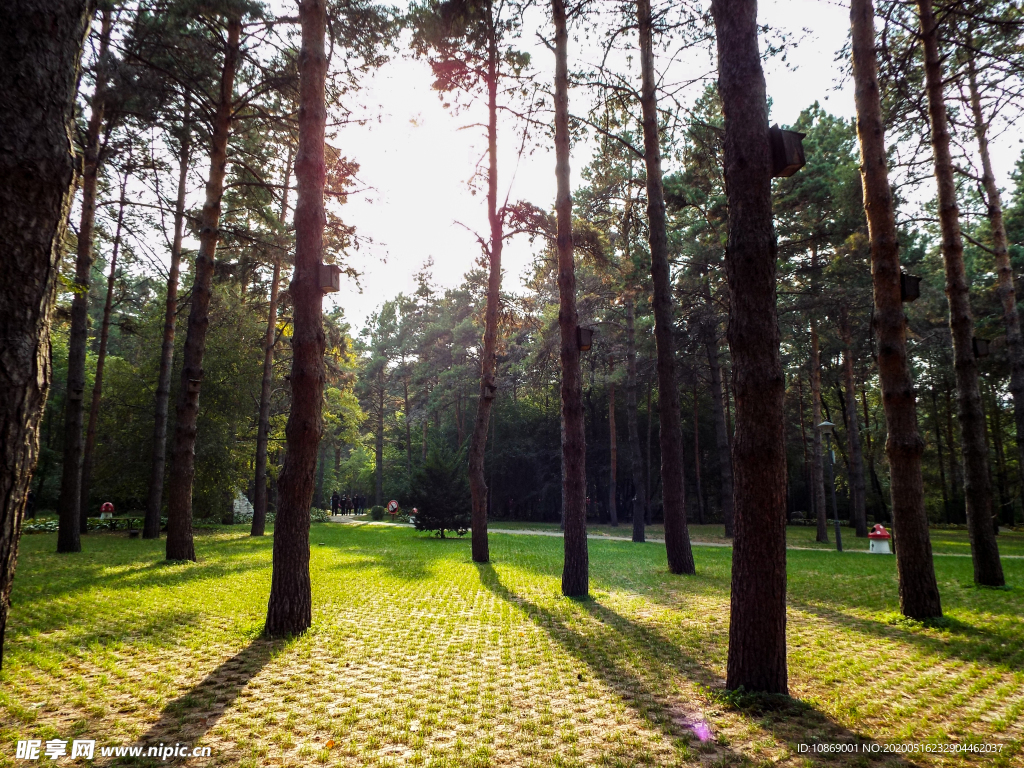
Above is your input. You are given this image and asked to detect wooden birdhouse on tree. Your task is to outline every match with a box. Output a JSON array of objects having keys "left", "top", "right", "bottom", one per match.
[
  {"left": 319, "top": 263, "right": 341, "bottom": 293},
  {"left": 769, "top": 124, "right": 806, "bottom": 178},
  {"left": 577, "top": 327, "right": 594, "bottom": 351},
  {"left": 900, "top": 272, "right": 922, "bottom": 302}
]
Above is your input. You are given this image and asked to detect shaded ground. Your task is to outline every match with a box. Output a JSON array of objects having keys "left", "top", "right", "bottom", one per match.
[{"left": 1, "top": 525, "right": 1021, "bottom": 767}]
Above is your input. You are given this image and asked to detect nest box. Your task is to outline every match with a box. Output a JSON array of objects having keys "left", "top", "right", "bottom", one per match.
[
  {"left": 319, "top": 263, "right": 341, "bottom": 293},
  {"left": 900, "top": 273, "right": 922, "bottom": 302},
  {"left": 577, "top": 327, "right": 594, "bottom": 351},
  {"left": 769, "top": 124, "right": 806, "bottom": 178}
]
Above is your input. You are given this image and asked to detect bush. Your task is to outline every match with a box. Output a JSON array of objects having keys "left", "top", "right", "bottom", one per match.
[
  {"left": 369, "top": 505, "right": 386, "bottom": 521},
  {"left": 310, "top": 507, "right": 330, "bottom": 523},
  {"left": 411, "top": 446, "right": 471, "bottom": 538}
]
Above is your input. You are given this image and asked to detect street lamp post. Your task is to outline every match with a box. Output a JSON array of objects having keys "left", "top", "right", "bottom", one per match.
[{"left": 818, "top": 421, "right": 843, "bottom": 552}]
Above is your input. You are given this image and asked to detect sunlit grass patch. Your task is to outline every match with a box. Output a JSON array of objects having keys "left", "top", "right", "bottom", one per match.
[{"left": 1, "top": 524, "right": 1021, "bottom": 766}]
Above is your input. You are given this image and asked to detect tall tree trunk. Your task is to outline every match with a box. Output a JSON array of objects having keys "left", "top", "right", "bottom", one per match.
[
  {"left": 930, "top": 388, "right": 952, "bottom": 523},
  {"left": 798, "top": 373, "right": 811, "bottom": 518},
  {"left": 164, "top": 16, "right": 241, "bottom": 561},
  {"left": 0, "top": 0, "right": 91, "bottom": 669},
  {"left": 80, "top": 172, "right": 127, "bottom": 525},
  {"left": 711, "top": 0, "right": 788, "bottom": 694},
  {"left": 404, "top": 376, "right": 412, "bottom": 475},
  {"left": 638, "top": 0, "right": 694, "bottom": 574},
  {"left": 966, "top": 40, "right": 1024, "bottom": 527},
  {"left": 917, "top": 0, "right": 1003, "bottom": 586},
  {"left": 608, "top": 374, "right": 618, "bottom": 526},
  {"left": 840, "top": 308, "right": 868, "bottom": 537},
  {"left": 850, "top": 0, "right": 942, "bottom": 615},
  {"left": 646, "top": 383, "right": 653, "bottom": 524},
  {"left": 725, "top": 365, "right": 733, "bottom": 447},
  {"left": 862, "top": 388, "right": 889, "bottom": 522},
  {"left": 468, "top": 7, "right": 503, "bottom": 564},
  {"left": 375, "top": 383, "right": 384, "bottom": 506},
  {"left": 692, "top": 383, "right": 705, "bottom": 525},
  {"left": 625, "top": 294, "right": 646, "bottom": 543},
  {"left": 704, "top": 287, "right": 734, "bottom": 537},
  {"left": 144, "top": 98, "right": 192, "bottom": 539},
  {"left": 553, "top": 0, "right": 588, "bottom": 597},
  {"left": 252, "top": 149, "right": 293, "bottom": 537},
  {"left": 988, "top": 385, "right": 1010, "bottom": 527},
  {"left": 810, "top": 319, "right": 829, "bottom": 542},
  {"left": 57, "top": 6, "right": 112, "bottom": 554},
  {"left": 265, "top": 0, "right": 327, "bottom": 636},
  {"left": 252, "top": 257, "right": 282, "bottom": 534},
  {"left": 944, "top": 387, "right": 965, "bottom": 522}
]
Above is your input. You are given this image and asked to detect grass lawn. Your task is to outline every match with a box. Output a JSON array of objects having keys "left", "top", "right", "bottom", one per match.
[
  {"left": 1, "top": 525, "right": 1021, "bottom": 767},
  {"left": 485, "top": 522, "right": 1024, "bottom": 557}
]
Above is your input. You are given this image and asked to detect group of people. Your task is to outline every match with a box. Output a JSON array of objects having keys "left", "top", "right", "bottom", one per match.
[{"left": 330, "top": 492, "right": 365, "bottom": 516}]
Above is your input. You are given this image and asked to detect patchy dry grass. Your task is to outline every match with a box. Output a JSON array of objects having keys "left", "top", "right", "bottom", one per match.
[{"left": 1, "top": 524, "right": 1021, "bottom": 767}]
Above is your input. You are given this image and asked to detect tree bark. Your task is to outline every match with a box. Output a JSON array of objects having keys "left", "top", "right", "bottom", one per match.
[
  {"left": 704, "top": 286, "right": 734, "bottom": 537},
  {"left": 404, "top": 375, "right": 412, "bottom": 475},
  {"left": 711, "top": 0, "right": 788, "bottom": 694},
  {"left": 165, "top": 16, "right": 240, "bottom": 561},
  {"left": 944, "top": 387, "right": 965, "bottom": 522},
  {"left": 144, "top": 98, "right": 192, "bottom": 539},
  {"left": 798, "top": 373, "right": 811, "bottom": 518},
  {"left": 840, "top": 308, "right": 868, "bottom": 537},
  {"left": 625, "top": 294, "right": 646, "bottom": 543},
  {"left": 987, "top": 385, "right": 1010, "bottom": 526},
  {"left": 0, "top": 0, "right": 90, "bottom": 669},
  {"left": 850, "top": 0, "right": 942, "bottom": 615},
  {"left": 375, "top": 379, "right": 384, "bottom": 506},
  {"left": 930, "top": 388, "right": 951, "bottom": 523},
  {"left": 608, "top": 373, "right": 618, "bottom": 526},
  {"left": 80, "top": 172, "right": 127, "bottom": 525},
  {"left": 265, "top": 0, "right": 327, "bottom": 636},
  {"left": 552, "top": 0, "right": 588, "bottom": 597},
  {"left": 468, "top": 2, "right": 503, "bottom": 563},
  {"left": 692, "top": 383, "right": 704, "bottom": 525},
  {"left": 252, "top": 261, "right": 281, "bottom": 532},
  {"left": 862, "top": 388, "right": 890, "bottom": 522},
  {"left": 917, "top": 0, "right": 1003, "bottom": 586},
  {"left": 57, "top": 6, "right": 112, "bottom": 554},
  {"left": 810, "top": 318, "right": 829, "bottom": 542},
  {"left": 252, "top": 149, "right": 293, "bottom": 537},
  {"left": 966, "top": 40, "right": 1024, "bottom": 528},
  {"left": 638, "top": 0, "right": 694, "bottom": 574},
  {"left": 646, "top": 382, "right": 653, "bottom": 524}
]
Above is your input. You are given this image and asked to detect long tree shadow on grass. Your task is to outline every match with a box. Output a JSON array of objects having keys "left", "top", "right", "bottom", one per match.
[
  {"left": 103, "top": 637, "right": 289, "bottom": 767},
  {"left": 476, "top": 563, "right": 918, "bottom": 766},
  {"left": 786, "top": 595, "right": 1024, "bottom": 674},
  {"left": 14, "top": 531, "right": 271, "bottom": 602}
]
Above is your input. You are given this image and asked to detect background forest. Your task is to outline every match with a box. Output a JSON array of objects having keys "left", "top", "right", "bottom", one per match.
[{"left": 28, "top": 0, "right": 1024, "bottom": 539}]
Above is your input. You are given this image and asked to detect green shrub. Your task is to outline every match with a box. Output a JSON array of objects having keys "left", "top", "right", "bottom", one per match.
[
  {"left": 310, "top": 507, "right": 330, "bottom": 523},
  {"left": 411, "top": 446, "right": 470, "bottom": 538},
  {"left": 369, "top": 505, "right": 386, "bottom": 521}
]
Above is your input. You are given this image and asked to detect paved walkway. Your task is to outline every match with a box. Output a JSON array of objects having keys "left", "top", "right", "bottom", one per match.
[{"left": 327, "top": 517, "right": 1024, "bottom": 558}]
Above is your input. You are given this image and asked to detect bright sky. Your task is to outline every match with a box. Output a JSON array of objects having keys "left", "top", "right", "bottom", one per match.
[{"left": 325, "top": 0, "right": 1022, "bottom": 329}]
